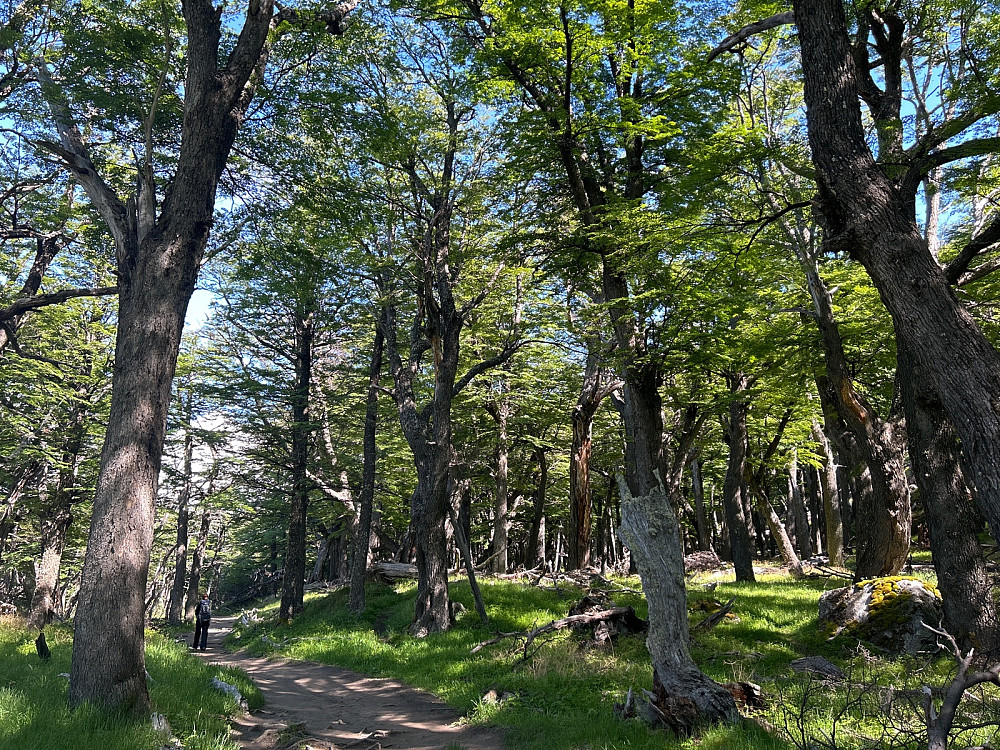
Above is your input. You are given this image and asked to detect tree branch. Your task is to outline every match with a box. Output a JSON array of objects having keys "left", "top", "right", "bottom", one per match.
[
  {"left": 0, "top": 286, "right": 118, "bottom": 322},
  {"left": 707, "top": 12, "right": 795, "bottom": 63},
  {"left": 452, "top": 342, "right": 524, "bottom": 397},
  {"left": 470, "top": 606, "right": 641, "bottom": 656},
  {"left": 945, "top": 212, "right": 1000, "bottom": 285},
  {"left": 1, "top": 321, "right": 71, "bottom": 368},
  {"left": 33, "top": 63, "right": 131, "bottom": 263},
  {"left": 907, "top": 137, "right": 1000, "bottom": 187}
]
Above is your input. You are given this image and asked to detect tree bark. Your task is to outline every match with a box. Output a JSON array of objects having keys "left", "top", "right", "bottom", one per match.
[
  {"left": 55, "top": 0, "right": 283, "bottom": 713},
  {"left": 691, "top": 458, "right": 711, "bottom": 552},
  {"left": 490, "top": 388, "right": 511, "bottom": 574},
  {"left": 27, "top": 395, "right": 87, "bottom": 630},
  {"left": 167, "top": 391, "right": 194, "bottom": 624},
  {"left": 802, "top": 257, "right": 910, "bottom": 580},
  {"left": 526, "top": 446, "right": 548, "bottom": 567},
  {"left": 568, "top": 346, "right": 604, "bottom": 570},
  {"left": 0, "top": 233, "right": 65, "bottom": 354},
  {"left": 280, "top": 303, "right": 315, "bottom": 622},
  {"left": 605, "top": 268, "right": 737, "bottom": 724},
  {"left": 721, "top": 373, "right": 756, "bottom": 582},
  {"left": 448, "top": 476, "right": 487, "bottom": 623},
  {"left": 618, "top": 483, "right": 739, "bottom": 724},
  {"left": 28, "top": 479, "right": 73, "bottom": 630},
  {"left": 349, "top": 322, "right": 384, "bottom": 614},
  {"left": 793, "top": 0, "right": 1000, "bottom": 546},
  {"left": 811, "top": 420, "right": 844, "bottom": 566},
  {"left": 787, "top": 454, "right": 812, "bottom": 559},
  {"left": 898, "top": 340, "right": 998, "bottom": 653},
  {"left": 746, "top": 479, "right": 802, "bottom": 574}
]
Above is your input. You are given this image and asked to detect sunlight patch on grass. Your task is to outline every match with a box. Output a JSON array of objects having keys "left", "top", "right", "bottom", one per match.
[
  {"left": 226, "top": 571, "right": 998, "bottom": 750},
  {"left": 0, "top": 620, "right": 249, "bottom": 750}
]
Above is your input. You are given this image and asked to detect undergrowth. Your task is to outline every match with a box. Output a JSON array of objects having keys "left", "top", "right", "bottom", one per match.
[
  {"left": 0, "top": 617, "right": 260, "bottom": 750},
  {"left": 228, "top": 570, "right": 1000, "bottom": 750}
]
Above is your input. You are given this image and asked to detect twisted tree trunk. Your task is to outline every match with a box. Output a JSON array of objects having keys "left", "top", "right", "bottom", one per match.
[{"left": 793, "top": 0, "right": 1000, "bottom": 546}]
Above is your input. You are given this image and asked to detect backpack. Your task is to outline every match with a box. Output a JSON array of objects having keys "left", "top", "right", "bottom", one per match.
[{"left": 197, "top": 598, "right": 212, "bottom": 621}]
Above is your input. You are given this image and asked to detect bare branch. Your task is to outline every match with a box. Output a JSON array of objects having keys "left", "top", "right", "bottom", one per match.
[
  {"left": 459, "top": 263, "right": 504, "bottom": 319},
  {"left": 707, "top": 12, "right": 796, "bottom": 63},
  {"left": 471, "top": 606, "right": 641, "bottom": 656}
]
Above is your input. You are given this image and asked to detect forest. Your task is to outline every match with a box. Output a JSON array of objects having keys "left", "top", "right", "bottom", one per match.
[{"left": 2, "top": 0, "right": 1000, "bottom": 747}]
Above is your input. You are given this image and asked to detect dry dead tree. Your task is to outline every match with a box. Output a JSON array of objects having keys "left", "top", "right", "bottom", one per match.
[{"left": 922, "top": 624, "right": 1000, "bottom": 750}]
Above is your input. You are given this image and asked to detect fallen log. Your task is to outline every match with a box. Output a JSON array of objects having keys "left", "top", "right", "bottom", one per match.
[
  {"left": 471, "top": 606, "right": 646, "bottom": 660},
  {"left": 371, "top": 562, "right": 418, "bottom": 582}
]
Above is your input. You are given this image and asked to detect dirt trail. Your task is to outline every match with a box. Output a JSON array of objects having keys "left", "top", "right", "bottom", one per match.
[{"left": 193, "top": 616, "right": 505, "bottom": 750}]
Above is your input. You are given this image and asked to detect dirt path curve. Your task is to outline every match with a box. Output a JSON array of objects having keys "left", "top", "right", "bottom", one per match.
[{"left": 193, "top": 616, "right": 505, "bottom": 750}]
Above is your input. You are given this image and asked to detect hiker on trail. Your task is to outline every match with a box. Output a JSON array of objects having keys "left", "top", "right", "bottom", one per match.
[{"left": 193, "top": 592, "right": 212, "bottom": 651}]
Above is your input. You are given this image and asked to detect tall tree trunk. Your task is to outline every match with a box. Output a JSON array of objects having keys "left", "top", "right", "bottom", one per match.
[
  {"left": 746, "top": 478, "right": 803, "bottom": 574},
  {"left": 568, "top": 348, "right": 603, "bottom": 570},
  {"left": 382, "top": 279, "right": 462, "bottom": 635},
  {"left": 526, "top": 447, "right": 548, "bottom": 568},
  {"left": 28, "top": 484, "right": 73, "bottom": 630},
  {"left": 605, "top": 263, "right": 737, "bottom": 723},
  {"left": 350, "top": 323, "right": 383, "bottom": 614},
  {"left": 618, "top": 484, "right": 739, "bottom": 725},
  {"left": 58, "top": 0, "right": 284, "bottom": 713},
  {"left": 280, "top": 305, "right": 315, "bottom": 622},
  {"left": 803, "top": 258, "right": 910, "bottom": 579},
  {"left": 184, "top": 510, "right": 211, "bottom": 622},
  {"left": 167, "top": 393, "right": 194, "bottom": 624},
  {"left": 28, "top": 402, "right": 86, "bottom": 629},
  {"left": 378, "top": 95, "right": 520, "bottom": 634},
  {"left": 310, "top": 526, "right": 332, "bottom": 583},
  {"left": 811, "top": 421, "right": 844, "bottom": 566},
  {"left": 691, "top": 457, "right": 712, "bottom": 552},
  {"left": 898, "top": 340, "right": 998, "bottom": 653},
  {"left": 721, "top": 373, "right": 756, "bottom": 583},
  {"left": 448, "top": 475, "right": 487, "bottom": 623},
  {"left": 409, "top": 448, "right": 454, "bottom": 634},
  {"left": 456, "top": 0, "right": 733, "bottom": 717},
  {"left": 793, "top": 0, "right": 1000, "bottom": 546},
  {"left": 490, "top": 389, "right": 510, "bottom": 574},
  {"left": 787, "top": 455, "right": 812, "bottom": 559}
]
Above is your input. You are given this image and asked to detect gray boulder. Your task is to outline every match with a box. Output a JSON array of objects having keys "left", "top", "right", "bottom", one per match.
[{"left": 817, "top": 576, "right": 944, "bottom": 655}]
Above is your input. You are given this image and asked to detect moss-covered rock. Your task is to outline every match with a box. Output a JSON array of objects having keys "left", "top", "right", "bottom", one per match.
[{"left": 817, "top": 576, "right": 943, "bottom": 655}]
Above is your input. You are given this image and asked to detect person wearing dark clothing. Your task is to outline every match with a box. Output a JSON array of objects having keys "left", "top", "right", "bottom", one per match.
[{"left": 192, "top": 592, "right": 212, "bottom": 651}]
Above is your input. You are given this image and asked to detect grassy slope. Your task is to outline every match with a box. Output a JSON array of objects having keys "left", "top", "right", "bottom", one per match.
[
  {"left": 0, "top": 619, "right": 261, "bottom": 750},
  {"left": 227, "top": 568, "right": 1000, "bottom": 750},
  {"left": 227, "top": 572, "right": 882, "bottom": 750}
]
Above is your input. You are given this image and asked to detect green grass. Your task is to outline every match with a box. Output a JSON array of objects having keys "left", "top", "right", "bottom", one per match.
[
  {"left": 0, "top": 618, "right": 260, "bottom": 750},
  {"left": 227, "top": 571, "right": 1000, "bottom": 750}
]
